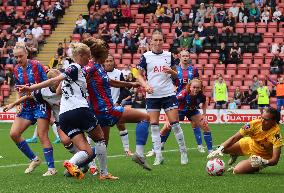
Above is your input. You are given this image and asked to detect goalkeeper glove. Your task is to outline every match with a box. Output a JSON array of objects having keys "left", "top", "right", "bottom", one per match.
[
  {"left": 249, "top": 155, "right": 269, "bottom": 168},
  {"left": 207, "top": 145, "right": 224, "bottom": 159}
]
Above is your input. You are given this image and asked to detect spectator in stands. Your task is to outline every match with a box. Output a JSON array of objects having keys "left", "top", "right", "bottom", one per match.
[
  {"left": 218, "top": 42, "right": 227, "bottom": 64},
  {"left": 137, "top": 33, "right": 149, "bottom": 54},
  {"left": 0, "top": 7, "right": 7, "bottom": 23},
  {"left": 108, "top": 0, "right": 119, "bottom": 8},
  {"left": 243, "top": 88, "right": 257, "bottom": 109},
  {"left": 5, "top": 68, "right": 14, "bottom": 87},
  {"left": 173, "top": 7, "right": 182, "bottom": 23},
  {"left": 229, "top": 42, "right": 241, "bottom": 64},
  {"left": 179, "top": 32, "right": 192, "bottom": 51},
  {"left": 196, "top": 22, "right": 206, "bottom": 41},
  {"left": 215, "top": 3, "right": 226, "bottom": 23},
  {"left": 32, "top": 22, "right": 44, "bottom": 43},
  {"left": 25, "top": 6, "right": 37, "bottom": 21},
  {"left": 133, "top": 23, "right": 144, "bottom": 41},
  {"left": 121, "top": 4, "right": 132, "bottom": 24},
  {"left": 272, "top": 6, "right": 284, "bottom": 22},
  {"left": 222, "top": 12, "right": 235, "bottom": 34},
  {"left": 195, "top": 3, "right": 206, "bottom": 24},
  {"left": 57, "top": 42, "right": 64, "bottom": 57},
  {"left": 164, "top": 4, "right": 173, "bottom": 23},
  {"left": 228, "top": 98, "right": 238, "bottom": 109},
  {"left": 25, "top": 33, "right": 38, "bottom": 58},
  {"left": 261, "top": 6, "right": 270, "bottom": 24},
  {"left": 5, "top": 34, "right": 17, "bottom": 65},
  {"left": 255, "top": 0, "right": 265, "bottom": 7},
  {"left": 251, "top": 75, "right": 260, "bottom": 92},
  {"left": 132, "top": 91, "right": 146, "bottom": 108},
  {"left": 48, "top": 53, "right": 62, "bottom": 69},
  {"left": 270, "top": 51, "right": 284, "bottom": 74},
  {"left": 46, "top": 5, "right": 57, "bottom": 29},
  {"left": 103, "top": 6, "right": 114, "bottom": 24},
  {"left": 238, "top": 2, "right": 249, "bottom": 23},
  {"left": 0, "top": 65, "right": 5, "bottom": 84},
  {"left": 111, "top": 24, "right": 121, "bottom": 44},
  {"left": 74, "top": 14, "right": 87, "bottom": 35},
  {"left": 12, "top": 24, "right": 24, "bottom": 38},
  {"left": 37, "top": 6, "right": 46, "bottom": 25},
  {"left": 87, "top": 14, "right": 98, "bottom": 34},
  {"left": 205, "top": 1, "right": 217, "bottom": 23},
  {"left": 121, "top": 64, "right": 131, "bottom": 79},
  {"left": 175, "top": 22, "right": 183, "bottom": 39},
  {"left": 249, "top": 3, "right": 260, "bottom": 22},
  {"left": 229, "top": 2, "right": 239, "bottom": 21},
  {"left": 234, "top": 86, "right": 243, "bottom": 106},
  {"left": 8, "top": 0, "right": 21, "bottom": 6},
  {"left": 155, "top": 2, "right": 165, "bottom": 23},
  {"left": 99, "top": 23, "right": 111, "bottom": 43},
  {"left": 8, "top": 7, "right": 16, "bottom": 24},
  {"left": 0, "top": 32, "right": 6, "bottom": 59},
  {"left": 189, "top": 10, "right": 194, "bottom": 21},
  {"left": 191, "top": 33, "right": 203, "bottom": 53},
  {"left": 123, "top": 32, "right": 137, "bottom": 54},
  {"left": 271, "top": 43, "right": 279, "bottom": 54},
  {"left": 54, "top": 1, "right": 65, "bottom": 18},
  {"left": 205, "top": 21, "right": 218, "bottom": 48}
]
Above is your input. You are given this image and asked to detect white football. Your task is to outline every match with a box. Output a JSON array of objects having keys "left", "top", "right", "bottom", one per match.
[{"left": 206, "top": 158, "right": 225, "bottom": 176}]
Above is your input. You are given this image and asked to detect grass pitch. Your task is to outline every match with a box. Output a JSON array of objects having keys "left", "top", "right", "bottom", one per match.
[{"left": 0, "top": 123, "right": 284, "bottom": 193}]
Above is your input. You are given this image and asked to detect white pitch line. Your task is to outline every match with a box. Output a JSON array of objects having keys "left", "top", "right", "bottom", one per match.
[{"left": 0, "top": 147, "right": 206, "bottom": 168}]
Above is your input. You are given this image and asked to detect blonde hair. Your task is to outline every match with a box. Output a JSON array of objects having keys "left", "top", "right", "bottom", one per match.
[
  {"left": 186, "top": 78, "right": 203, "bottom": 93},
  {"left": 13, "top": 42, "right": 27, "bottom": 53},
  {"left": 47, "top": 69, "right": 61, "bottom": 79},
  {"left": 69, "top": 42, "right": 91, "bottom": 61},
  {"left": 82, "top": 37, "right": 109, "bottom": 64}
]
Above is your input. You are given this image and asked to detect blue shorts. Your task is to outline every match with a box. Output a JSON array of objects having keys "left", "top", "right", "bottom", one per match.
[
  {"left": 96, "top": 106, "right": 124, "bottom": 127},
  {"left": 258, "top": 104, "right": 270, "bottom": 108},
  {"left": 17, "top": 104, "right": 50, "bottom": 124},
  {"left": 179, "top": 109, "right": 200, "bottom": 121},
  {"left": 277, "top": 98, "right": 284, "bottom": 107},
  {"left": 146, "top": 95, "right": 178, "bottom": 112},
  {"left": 216, "top": 101, "right": 226, "bottom": 108},
  {"left": 59, "top": 107, "right": 99, "bottom": 139}
]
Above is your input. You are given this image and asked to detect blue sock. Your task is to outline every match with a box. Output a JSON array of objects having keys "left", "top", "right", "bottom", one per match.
[
  {"left": 77, "top": 147, "right": 96, "bottom": 168},
  {"left": 136, "top": 121, "right": 149, "bottom": 145},
  {"left": 161, "top": 129, "right": 171, "bottom": 143},
  {"left": 193, "top": 127, "right": 202, "bottom": 146},
  {"left": 16, "top": 140, "right": 36, "bottom": 160},
  {"left": 203, "top": 132, "right": 213, "bottom": 151},
  {"left": 43, "top": 147, "right": 55, "bottom": 168}
]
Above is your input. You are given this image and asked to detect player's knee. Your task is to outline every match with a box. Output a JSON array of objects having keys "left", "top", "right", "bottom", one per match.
[{"left": 9, "top": 130, "right": 20, "bottom": 141}]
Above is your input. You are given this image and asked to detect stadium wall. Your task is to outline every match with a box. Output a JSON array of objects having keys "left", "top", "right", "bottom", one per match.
[{"left": 0, "top": 108, "right": 282, "bottom": 123}]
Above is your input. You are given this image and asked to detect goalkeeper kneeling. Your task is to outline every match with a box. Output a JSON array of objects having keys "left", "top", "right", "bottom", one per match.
[{"left": 208, "top": 107, "right": 283, "bottom": 174}]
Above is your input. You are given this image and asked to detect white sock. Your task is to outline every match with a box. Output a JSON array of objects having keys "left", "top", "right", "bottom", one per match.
[
  {"left": 51, "top": 123, "right": 59, "bottom": 138},
  {"left": 96, "top": 140, "right": 108, "bottom": 176},
  {"left": 136, "top": 145, "right": 144, "bottom": 157},
  {"left": 69, "top": 151, "right": 89, "bottom": 166},
  {"left": 171, "top": 123, "right": 187, "bottom": 153},
  {"left": 151, "top": 124, "right": 162, "bottom": 158},
  {"left": 119, "top": 130, "right": 130, "bottom": 151},
  {"left": 217, "top": 109, "right": 221, "bottom": 123},
  {"left": 33, "top": 126, "right": 38, "bottom": 138},
  {"left": 88, "top": 159, "right": 97, "bottom": 168},
  {"left": 87, "top": 136, "right": 95, "bottom": 146}
]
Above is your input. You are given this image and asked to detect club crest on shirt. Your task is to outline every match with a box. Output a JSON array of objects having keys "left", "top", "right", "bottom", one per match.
[{"left": 242, "top": 123, "right": 250, "bottom": 130}]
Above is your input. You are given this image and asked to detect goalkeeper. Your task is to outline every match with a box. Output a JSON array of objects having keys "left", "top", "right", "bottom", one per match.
[{"left": 208, "top": 107, "right": 283, "bottom": 174}]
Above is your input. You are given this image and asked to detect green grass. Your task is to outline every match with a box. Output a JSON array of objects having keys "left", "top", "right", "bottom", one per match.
[{"left": 0, "top": 123, "right": 284, "bottom": 193}]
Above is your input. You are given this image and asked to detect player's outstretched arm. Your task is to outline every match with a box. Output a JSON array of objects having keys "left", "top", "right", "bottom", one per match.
[
  {"left": 3, "top": 95, "right": 33, "bottom": 112},
  {"left": 136, "top": 69, "right": 153, "bottom": 94},
  {"left": 18, "top": 74, "right": 65, "bottom": 93},
  {"left": 109, "top": 79, "right": 140, "bottom": 88}
]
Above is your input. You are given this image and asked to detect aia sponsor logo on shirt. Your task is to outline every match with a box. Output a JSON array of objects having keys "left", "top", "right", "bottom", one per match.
[{"left": 153, "top": 66, "right": 167, "bottom": 73}]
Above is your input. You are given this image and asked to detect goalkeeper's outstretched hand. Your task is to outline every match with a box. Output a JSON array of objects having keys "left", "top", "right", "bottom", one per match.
[
  {"left": 249, "top": 155, "right": 269, "bottom": 168},
  {"left": 207, "top": 146, "right": 224, "bottom": 159}
]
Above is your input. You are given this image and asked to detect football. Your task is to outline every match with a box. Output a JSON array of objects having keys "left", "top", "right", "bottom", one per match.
[{"left": 206, "top": 158, "right": 225, "bottom": 176}]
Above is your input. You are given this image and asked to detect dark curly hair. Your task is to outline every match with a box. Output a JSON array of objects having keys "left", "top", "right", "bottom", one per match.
[{"left": 82, "top": 37, "right": 109, "bottom": 64}]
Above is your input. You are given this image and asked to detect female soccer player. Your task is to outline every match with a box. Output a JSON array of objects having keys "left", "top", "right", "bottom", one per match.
[
  {"left": 157, "top": 50, "right": 205, "bottom": 154},
  {"left": 208, "top": 107, "right": 282, "bottom": 174},
  {"left": 18, "top": 43, "right": 118, "bottom": 180},
  {"left": 82, "top": 38, "right": 152, "bottom": 171},
  {"left": 176, "top": 79, "right": 213, "bottom": 153},
  {"left": 10, "top": 42, "right": 56, "bottom": 176},
  {"left": 136, "top": 30, "right": 188, "bottom": 165}
]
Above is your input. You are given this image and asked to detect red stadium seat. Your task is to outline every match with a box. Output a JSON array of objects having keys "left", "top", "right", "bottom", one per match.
[
  {"left": 72, "top": 34, "right": 81, "bottom": 41},
  {"left": 198, "top": 53, "right": 208, "bottom": 64},
  {"left": 226, "top": 64, "right": 237, "bottom": 75},
  {"left": 248, "top": 64, "right": 259, "bottom": 75},
  {"left": 161, "top": 23, "right": 170, "bottom": 35},
  {"left": 274, "top": 32, "right": 283, "bottom": 43},
  {"left": 135, "top": 14, "right": 144, "bottom": 24},
  {"left": 240, "top": 86, "right": 249, "bottom": 91},
  {"left": 109, "top": 43, "right": 116, "bottom": 50},
  {"left": 246, "top": 22, "right": 256, "bottom": 33},
  {"left": 113, "top": 53, "right": 121, "bottom": 64},
  {"left": 241, "top": 105, "right": 250, "bottom": 109},
  {"left": 258, "top": 43, "right": 268, "bottom": 54},
  {"left": 242, "top": 53, "right": 253, "bottom": 64},
  {"left": 1, "top": 85, "right": 10, "bottom": 97},
  {"left": 260, "top": 63, "right": 270, "bottom": 74},
  {"left": 268, "top": 22, "right": 278, "bottom": 33},
  {"left": 263, "top": 33, "right": 273, "bottom": 43},
  {"left": 209, "top": 53, "right": 219, "bottom": 64},
  {"left": 162, "top": 43, "right": 170, "bottom": 51},
  {"left": 215, "top": 64, "right": 225, "bottom": 75},
  {"left": 166, "top": 33, "right": 174, "bottom": 44},
  {"left": 237, "top": 64, "right": 247, "bottom": 75},
  {"left": 265, "top": 53, "right": 274, "bottom": 64},
  {"left": 189, "top": 53, "right": 197, "bottom": 64},
  {"left": 204, "top": 64, "right": 214, "bottom": 76},
  {"left": 215, "top": 23, "right": 223, "bottom": 33},
  {"left": 253, "top": 53, "right": 264, "bottom": 64},
  {"left": 182, "top": 4, "right": 191, "bottom": 15},
  {"left": 236, "top": 23, "right": 245, "bottom": 33},
  {"left": 257, "top": 22, "right": 267, "bottom": 33}
]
